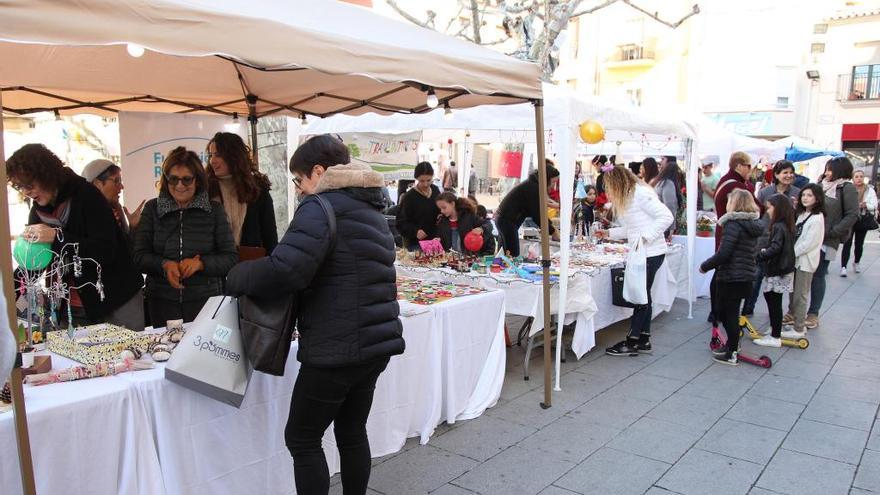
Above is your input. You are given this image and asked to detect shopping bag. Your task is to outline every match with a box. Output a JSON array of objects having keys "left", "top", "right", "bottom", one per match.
[
  {"left": 610, "top": 267, "right": 635, "bottom": 308},
  {"left": 165, "top": 296, "right": 252, "bottom": 408},
  {"left": 622, "top": 237, "right": 648, "bottom": 305}
]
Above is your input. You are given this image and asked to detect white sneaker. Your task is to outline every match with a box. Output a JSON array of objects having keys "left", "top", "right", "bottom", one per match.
[
  {"left": 840, "top": 267, "right": 848, "bottom": 277},
  {"left": 781, "top": 329, "right": 806, "bottom": 339},
  {"left": 855, "top": 263, "right": 861, "bottom": 273},
  {"left": 754, "top": 335, "right": 782, "bottom": 348}
]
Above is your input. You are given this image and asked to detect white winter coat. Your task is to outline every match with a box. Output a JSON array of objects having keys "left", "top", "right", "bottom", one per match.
[
  {"left": 609, "top": 184, "right": 674, "bottom": 257},
  {"left": 794, "top": 211, "right": 825, "bottom": 273}
]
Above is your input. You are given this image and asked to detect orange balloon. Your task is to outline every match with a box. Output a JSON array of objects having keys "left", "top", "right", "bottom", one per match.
[{"left": 579, "top": 120, "right": 605, "bottom": 144}]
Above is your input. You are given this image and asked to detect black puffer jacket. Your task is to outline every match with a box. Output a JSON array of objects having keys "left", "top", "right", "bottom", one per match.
[
  {"left": 436, "top": 210, "right": 495, "bottom": 256},
  {"left": 225, "top": 163, "right": 405, "bottom": 367},
  {"left": 27, "top": 168, "right": 143, "bottom": 320},
  {"left": 133, "top": 190, "right": 238, "bottom": 303},
  {"left": 757, "top": 221, "right": 795, "bottom": 277},
  {"left": 701, "top": 212, "right": 763, "bottom": 283}
]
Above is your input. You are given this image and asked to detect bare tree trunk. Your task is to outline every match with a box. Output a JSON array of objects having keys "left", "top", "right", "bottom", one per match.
[
  {"left": 529, "top": 0, "right": 583, "bottom": 80},
  {"left": 469, "top": 0, "right": 482, "bottom": 44}
]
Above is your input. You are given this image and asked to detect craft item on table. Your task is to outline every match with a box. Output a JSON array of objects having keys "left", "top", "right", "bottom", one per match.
[
  {"left": 47, "top": 324, "right": 153, "bottom": 365},
  {"left": 696, "top": 215, "right": 715, "bottom": 237},
  {"left": 463, "top": 231, "right": 484, "bottom": 252},
  {"left": 418, "top": 238, "right": 444, "bottom": 256},
  {"left": 24, "top": 358, "right": 154, "bottom": 386},
  {"left": 396, "top": 277, "right": 486, "bottom": 305},
  {"left": 143, "top": 325, "right": 188, "bottom": 362}
]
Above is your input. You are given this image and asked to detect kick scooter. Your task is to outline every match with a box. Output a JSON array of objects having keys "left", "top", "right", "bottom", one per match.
[
  {"left": 739, "top": 316, "right": 809, "bottom": 349},
  {"left": 710, "top": 326, "right": 773, "bottom": 368}
]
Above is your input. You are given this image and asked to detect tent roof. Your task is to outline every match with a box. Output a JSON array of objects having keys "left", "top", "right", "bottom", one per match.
[{"left": 0, "top": 0, "right": 542, "bottom": 118}]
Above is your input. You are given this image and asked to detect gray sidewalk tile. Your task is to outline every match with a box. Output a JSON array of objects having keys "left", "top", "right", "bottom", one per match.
[
  {"left": 518, "top": 415, "right": 621, "bottom": 464},
  {"left": 430, "top": 484, "right": 477, "bottom": 495},
  {"left": 678, "top": 373, "right": 752, "bottom": 407},
  {"left": 452, "top": 446, "right": 576, "bottom": 495},
  {"left": 756, "top": 449, "right": 856, "bottom": 495},
  {"left": 645, "top": 488, "right": 684, "bottom": 495},
  {"left": 641, "top": 348, "right": 712, "bottom": 382},
  {"left": 607, "top": 417, "right": 702, "bottom": 464},
  {"left": 801, "top": 394, "right": 878, "bottom": 431},
  {"left": 646, "top": 392, "right": 733, "bottom": 432},
  {"left": 724, "top": 394, "right": 805, "bottom": 432},
  {"left": 368, "top": 445, "right": 478, "bottom": 495},
  {"left": 556, "top": 371, "right": 623, "bottom": 405},
  {"left": 840, "top": 344, "right": 880, "bottom": 365},
  {"left": 869, "top": 420, "right": 879, "bottom": 451},
  {"left": 554, "top": 447, "right": 670, "bottom": 495},
  {"left": 656, "top": 449, "right": 762, "bottom": 495},
  {"left": 567, "top": 392, "right": 658, "bottom": 430},
  {"left": 766, "top": 356, "right": 832, "bottom": 383},
  {"left": 782, "top": 419, "right": 869, "bottom": 465},
  {"left": 748, "top": 489, "right": 783, "bottom": 495},
  {"left": 486, "top": 389, "right": 573, "bottom": 428},
  {"left": 431, "top": 415, "right": 538, "bottom": 462},
  {"left": 695, "top": 418, "right": 787, "bottom": 464},
  {"left": 537, "top": 486, "right": 581, "bottom": 495},
  {"left": 831, "top": 358, "right": 880, "bottom": 383},
  {"left": 749, "top": 374, "right": 821, "bottom": 405},
  {"left": 574, "top": 354, "right": 649, "bottom": 380},
  {"left": 816, "top": 374, "right": 880, "bottom": 404},
  {"left": 615, "top": 373, "right": 687, "bottom": 403},
  {"left": 854, "top": 448, "right": 880, "bottom": 492}
]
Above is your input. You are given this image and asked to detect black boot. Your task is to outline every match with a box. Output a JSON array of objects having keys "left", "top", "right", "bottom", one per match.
[
  {"left": 635, "top": 333, "right": 652, "bottom": 354},
  {"left": 606, "top": 339, "right": 639, "bottom": 357}
]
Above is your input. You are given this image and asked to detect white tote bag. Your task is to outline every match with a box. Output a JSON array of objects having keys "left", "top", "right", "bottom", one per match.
[
  {"left": 165, "top": 296, "right": 253, "bottom": 408},
  {"left": 623, "top": 237, "right": 649, "bottom": 305}
]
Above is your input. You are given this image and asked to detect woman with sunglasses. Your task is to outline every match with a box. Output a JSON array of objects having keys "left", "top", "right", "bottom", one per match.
[
  {"left": 133, "top": 146, "right": 237, "bottom": 328},
  {"left": 206, "top": 132, "right": 277, "bottom": 257},
  {"left": 7, "top": 144, "right": 145, "bottom": 330}
]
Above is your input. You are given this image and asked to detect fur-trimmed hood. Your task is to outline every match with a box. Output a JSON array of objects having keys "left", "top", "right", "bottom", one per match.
[
  {"left": 717, "top": 211, "right": 759, "bottom": 225},
  {"left": 315, "top": 162, "right": 385, "bottom": 193},
  {"left": 157, "top": 189, "right": 213, "bottom": 217}
]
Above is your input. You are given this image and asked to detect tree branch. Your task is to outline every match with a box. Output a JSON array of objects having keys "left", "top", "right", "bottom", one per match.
[
  {"left": 571, "top": 0, "right": 622, "bottom": 18},
  {"left": 383, "top": 0, "right": 435, "bottom": 29},
  {"left": 444, "top": 5, "right": 464, "bottom": 32},
  {"left": 622, "top": 1, "right": 700, "bottom": 28}
]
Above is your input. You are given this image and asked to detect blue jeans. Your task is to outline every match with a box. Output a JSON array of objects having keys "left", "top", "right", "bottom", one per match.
[
  {"left": 808, "top": 252, "right": 830, "bottom": 316},
  {"left": 628, "top": 254, "right": 666, "bottom": 340}
]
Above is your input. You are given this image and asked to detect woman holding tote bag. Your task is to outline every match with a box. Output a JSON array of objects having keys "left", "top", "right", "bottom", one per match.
[
  {"left": 595, "top": 166, "right": 674, "bottom": 357},
  {"left": 225, "top": 135, "right": 404, "bottom": 495}
]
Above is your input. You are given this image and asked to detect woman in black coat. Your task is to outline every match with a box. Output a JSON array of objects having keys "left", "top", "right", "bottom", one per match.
[
  {"left": 754, "top": 194, "right": 796, "bottom": 348},
  {"left": 494, "top": 164, "right": 560, "bottom": 257},
  {"left": 700, "top": 189, "right": 763, "bottom": 365},
  {"left": 225, "top": 135, "right": 404, "bottom": 494},
  {"left": 133, "top": 147, "right": 237, "bottom": 328},
  {"left": 396, "top": 161, "right": 441, "bottom": 250},
  {"left": 8, "top": 144, "right": 145, "bottom": 330},
  {"left": 206, "top": 132, "right": 278, "bottom": 256},
  {"left": 435, "top": 192, "right": 495, "bottom": 255}
]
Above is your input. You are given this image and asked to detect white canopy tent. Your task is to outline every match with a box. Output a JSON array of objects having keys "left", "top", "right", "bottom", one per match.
[
  {"left": 306, "top": 82, "right": 707, "bottom": 391},
  {"left": 0, "top": 1, "right": 549, "bottom": 492}
]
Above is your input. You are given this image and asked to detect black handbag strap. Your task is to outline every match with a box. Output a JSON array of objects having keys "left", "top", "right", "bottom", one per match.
[{"left": 312, "top": 194, "right": 338, "bottom": 252}]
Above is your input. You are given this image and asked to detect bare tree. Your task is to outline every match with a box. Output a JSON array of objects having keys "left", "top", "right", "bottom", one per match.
[{"left": 384, "top": 0, "right": 700, "bottom": 80}]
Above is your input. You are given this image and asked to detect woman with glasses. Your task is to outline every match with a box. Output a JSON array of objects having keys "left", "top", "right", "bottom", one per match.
[
  {"left": 133, "top": 146, "right": 237, "bottom": 328},
  {"left": 206, "top": 132, "right": 277, "bottom": 258},
  {"left": 7, "top": 144, "right": 145, "bottom": 331}
]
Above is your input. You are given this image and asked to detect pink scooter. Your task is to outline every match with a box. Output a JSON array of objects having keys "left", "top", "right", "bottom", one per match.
[{"left": 709, "top": 326, "right": 772, "bottom": 368}]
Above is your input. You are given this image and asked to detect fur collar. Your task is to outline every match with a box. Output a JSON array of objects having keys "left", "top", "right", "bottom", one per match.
[
  {"left": 717, "top": 211, "right": 759, "bottom": 225},
  {"left": 315, "top": 162, "right": 385, "bottom": 194},
  {"left": 157, "top": 190, "right": 213, "bottom": 217}
]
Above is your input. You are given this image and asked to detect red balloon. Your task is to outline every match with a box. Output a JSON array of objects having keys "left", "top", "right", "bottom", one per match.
[{"left": 464, "top": 231, "right": 484, "bottom": 252}]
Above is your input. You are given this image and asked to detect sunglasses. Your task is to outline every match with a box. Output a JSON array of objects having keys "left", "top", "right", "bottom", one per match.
[{"left": 166, "top": 175, "right": 195, "bottom": 186}]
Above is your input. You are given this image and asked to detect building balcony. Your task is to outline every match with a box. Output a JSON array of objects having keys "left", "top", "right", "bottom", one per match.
[
  {"left": 837, "top": 72, "right": 880, "bottom": 104},
  {"left": 606, "top": 45, "right": 656, "bottom": 70}
]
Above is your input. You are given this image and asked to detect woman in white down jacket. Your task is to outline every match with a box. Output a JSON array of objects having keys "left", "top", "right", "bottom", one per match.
[
  {"left": 783, "top": 184, "right": 825, "bottom": 338},
  {"left": 596, "top": 166, "right": 674, "bottom": 356}
]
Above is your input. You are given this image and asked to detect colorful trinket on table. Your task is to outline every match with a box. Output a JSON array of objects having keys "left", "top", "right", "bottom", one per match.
[
  {"left": 24, "top": 358, "right": 154, "bottom": 386},
  {"left": 396, "top": 277, "right": 487, "bottom": 305}
]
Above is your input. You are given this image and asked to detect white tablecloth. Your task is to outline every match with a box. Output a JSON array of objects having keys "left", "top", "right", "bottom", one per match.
[
  {"left": 0, "top": 290, "right": 506, "bottom": 495},
  {"left": 672, "top": 235, "right": 716, "bottom": 298}
]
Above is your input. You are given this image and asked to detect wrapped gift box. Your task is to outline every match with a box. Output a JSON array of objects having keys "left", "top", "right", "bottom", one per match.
[{"left": 47, "top": 324, "right": 152, "bottom": 365}]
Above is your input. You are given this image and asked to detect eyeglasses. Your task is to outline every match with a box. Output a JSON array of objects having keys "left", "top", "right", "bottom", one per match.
[
  {"left": 166, "top": 175, "right": 195, "bottom": 186},
  {"left": 10, "top": 182, "right": 34, "bottom": 193},
  {"left": 291, "top": 176, "right": 302, "bottom": 189}
]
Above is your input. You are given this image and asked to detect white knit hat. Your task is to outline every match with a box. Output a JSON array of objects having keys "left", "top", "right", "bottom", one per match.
[{"left": 81, "top": 159, "right": 117, "bottom": 182}]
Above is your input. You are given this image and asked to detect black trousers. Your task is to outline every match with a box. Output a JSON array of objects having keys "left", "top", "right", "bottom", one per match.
[
  {"left": 146, "top": 297, "right": 207, "bottom": 329},
  {"left": 495, "top": 216, "right": 522, "bottom": 257},
  {"left": 841, "top": 229, "right": 868, "bottom": 267},
  {"left": 628, "top": 254, "right": 666, "bottom": 340},
  {"left": 711, "top": 280, "right": 752, "bottom": 355},
  {"left": 286, "top": 358, "right": 390, "bottom": 495},
  {"left": 764, "top": 291, "right": 783, "bottom": 338}
]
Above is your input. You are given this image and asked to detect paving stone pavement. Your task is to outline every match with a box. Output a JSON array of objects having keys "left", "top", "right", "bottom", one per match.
[{"left": 332, "top": 241, "right": 880, "bottom": 494}]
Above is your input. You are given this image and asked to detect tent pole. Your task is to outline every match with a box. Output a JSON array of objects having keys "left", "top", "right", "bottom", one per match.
[
  {"left": 533, "top": 100, "right": 552, "bottom": 409},
  {"left": 246, "top": 94, "right": 259, "bottom": 165},
  {"left": 0, "top": 89, "right": 37, "bottom": 495}
]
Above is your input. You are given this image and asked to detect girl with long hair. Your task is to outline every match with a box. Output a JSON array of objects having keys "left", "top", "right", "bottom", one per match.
[
  {"left": 641, "top": 157, "right": 660, "bottom": 186},
  {"left": 754, "top": 194, "right": 796, "bottom": 347},
  {"left": 595, "top": 166, "right": 673, "bottom": 356},
  {"left": 435, "top": 192, "right": 494, "bottom": 255},
  {"left": 781, "top": 185, "right": 825, "bottom": 339}
]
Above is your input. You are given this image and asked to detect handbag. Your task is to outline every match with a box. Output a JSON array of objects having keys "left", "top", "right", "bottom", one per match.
[
  {"left": 611, "top": 267, "right": 635, "bottom": 308},
  {"left": 623, "top": 237, "right": 649, "bottom": 305},
  {"left": 165, "top": 296, "right": 252, "bottom": 407},
  {"left": 237, "top": 194, "right": 337, "bottom": 376},
  {"left": 855, "top": 210, "right": 878, "bottom": 231}
]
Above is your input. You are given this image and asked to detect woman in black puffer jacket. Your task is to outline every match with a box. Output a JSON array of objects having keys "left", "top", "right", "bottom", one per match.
[
  {"left": 754, "top": 194, "right": 796, "bottom": 348},
  {"left": 133, "top": 147, "right": 237, "bottom": 328},
  {"left": 225, "top": 135, "right": 404, "bottom": 495},
  {"left": 700, "top": 189, "right": 763, "bottom": 365}
]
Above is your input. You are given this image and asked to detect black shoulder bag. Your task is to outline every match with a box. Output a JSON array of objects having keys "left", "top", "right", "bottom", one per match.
[{"left": 237, "top": 195, "right": 337, "bottom": 376}]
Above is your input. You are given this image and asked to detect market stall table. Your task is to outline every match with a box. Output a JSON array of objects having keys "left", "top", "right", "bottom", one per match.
[
  {"left": 672, "top": 234, "right": 715, "bottom": 298},
  {"left": 0, "top": 290, "right": 505, "bottom": 494}
]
